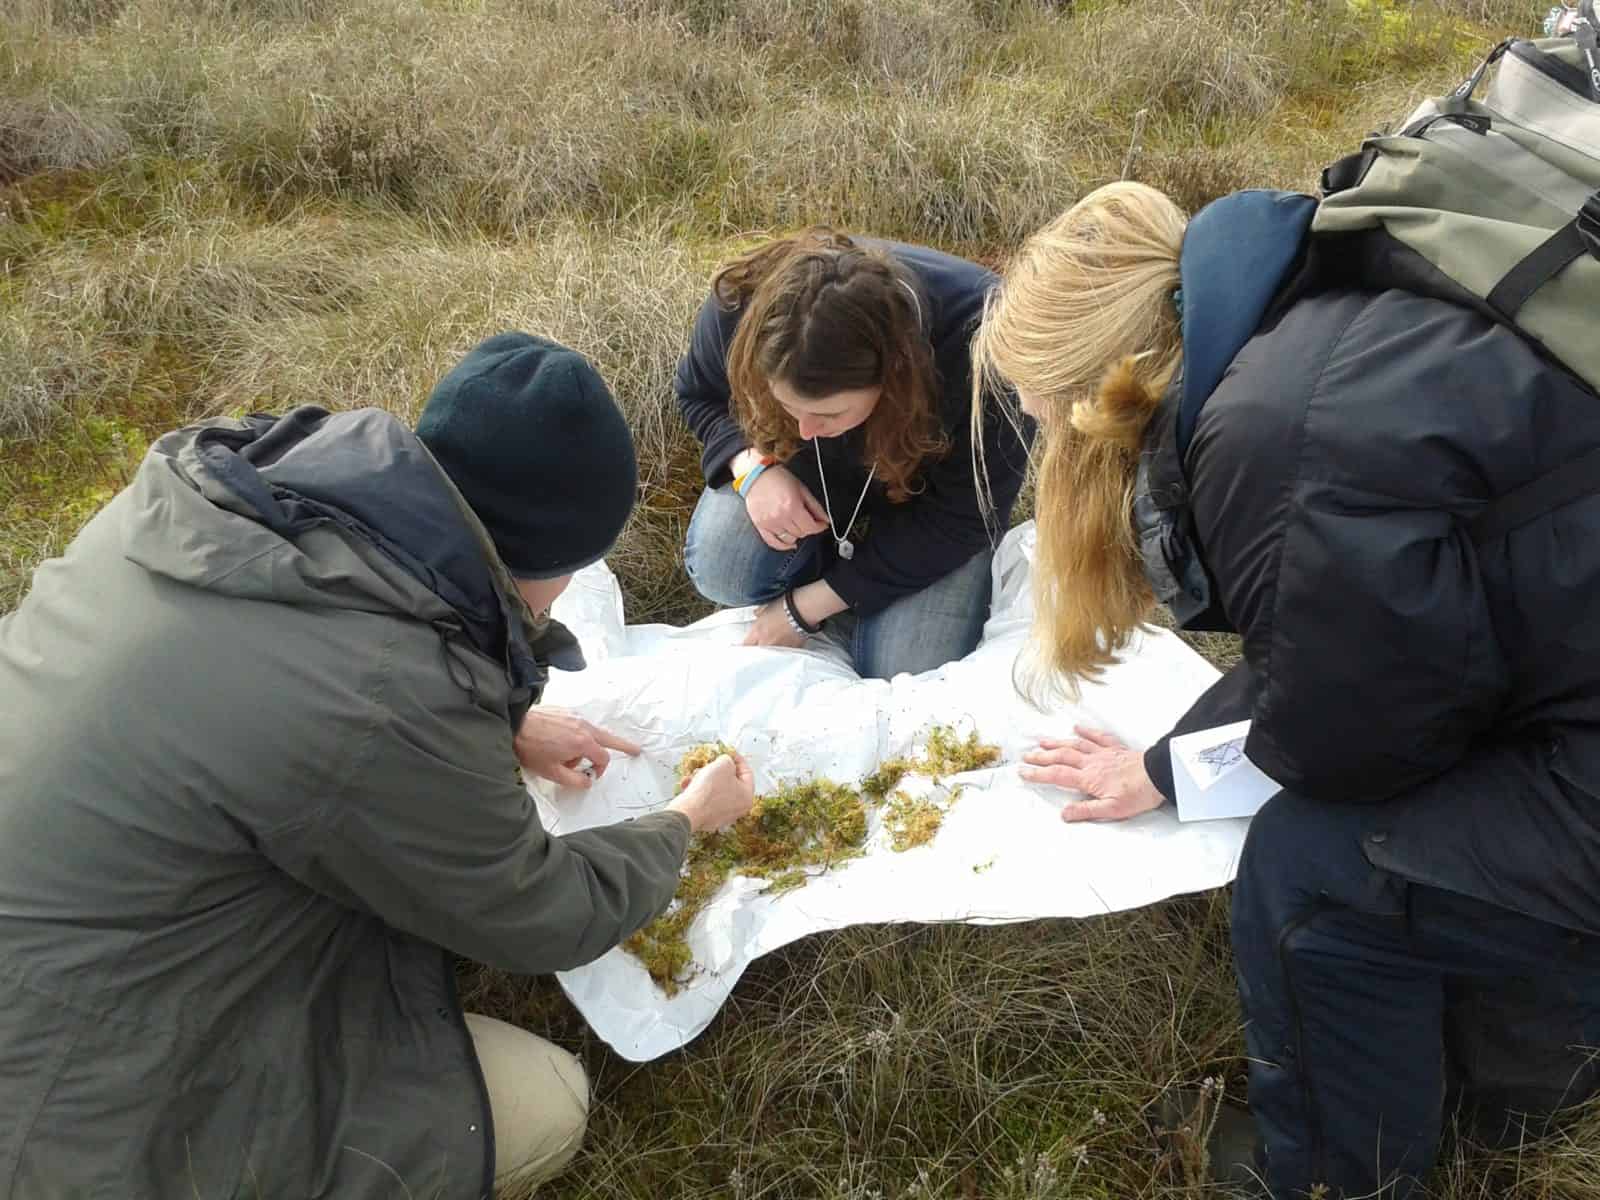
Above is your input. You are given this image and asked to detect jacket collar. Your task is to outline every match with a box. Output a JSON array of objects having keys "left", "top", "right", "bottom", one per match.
[
  {"left": 1136, "top": 189, "right": 1318, "bottom": 630},
  {"left": 1172, "top": 189, "right": 1319, "bottom": 462},
  {"left": 191, "top": 407, "right": 582, "bottom": 695}
]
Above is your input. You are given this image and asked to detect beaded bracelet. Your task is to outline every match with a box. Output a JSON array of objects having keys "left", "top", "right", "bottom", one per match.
[{"left": 782, "top": 590, "right": 822, "bottom": 636}]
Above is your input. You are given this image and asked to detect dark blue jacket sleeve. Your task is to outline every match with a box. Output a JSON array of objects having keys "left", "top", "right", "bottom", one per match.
[
  {"left": 1144, "top": 661, "right": 1259, "bottom": 800},
  {"left": 674, "top": 294, "right": 748, "bottom": 487}
]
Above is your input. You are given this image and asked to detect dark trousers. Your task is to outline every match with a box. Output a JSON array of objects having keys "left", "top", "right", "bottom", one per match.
[{"left": 1232, "top": 791, "right": 1600, "bottom": 1198}]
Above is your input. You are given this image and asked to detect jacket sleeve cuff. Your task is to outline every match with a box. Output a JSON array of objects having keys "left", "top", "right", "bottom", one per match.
[
  {"left": 632, "top": 808, "right": 693, "bottom": 856},
  {"left": 1144, "top": 740, "right": 1177, "bottom": 802},
  {"left": 701, "top": 425, "right": 749, "bottom": 488},
  {"left": 1145, "top": 660, "right": 1259, "bottom": 802},
  {"left": 820, "top": 562, "right": 893, "bottom": 616}
]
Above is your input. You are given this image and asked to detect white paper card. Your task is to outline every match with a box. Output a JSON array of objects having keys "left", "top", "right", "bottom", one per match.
[{"left": 1170, "top": 720, "right": 1280, "bottom": 821}]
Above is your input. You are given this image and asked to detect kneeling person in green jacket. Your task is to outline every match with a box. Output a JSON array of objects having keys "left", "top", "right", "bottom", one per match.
[{"left": 0, "top": 332, "right": 753, "bottom": 1199}]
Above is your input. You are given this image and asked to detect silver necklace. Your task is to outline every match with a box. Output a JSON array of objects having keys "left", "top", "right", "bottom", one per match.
[{"left": 814, "top": 437, "right": 874, "bottom": 560}]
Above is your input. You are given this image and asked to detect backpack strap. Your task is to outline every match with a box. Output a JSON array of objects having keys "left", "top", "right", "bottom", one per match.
[
  {"left": 1321, "top": 145, "right": 1378, "bottom": 195},
  {"left": 1486, "top": 191, "right": 1600, "bottom": 318},
  {"left": 1469, "top": 444, "right": 1600, "bottom": 544}
]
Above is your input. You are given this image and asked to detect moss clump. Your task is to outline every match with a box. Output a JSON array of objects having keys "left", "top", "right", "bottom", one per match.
[
  {"left": 884, "top": 790, "right": 945, "bottom": 852},
  {"left": 625, "top": 729, "right": 999, "bottom": 992},
  {"left": 863, "top": 726, "right": 999, "bottom": 803},
  {"left": 677, "top": 741, "right": 736, "bottom": 781},
  {"left": 861, "top": 757, "right": 912, "bottom": 802},
  {"left": 626, "top": 746, "right": 871, "bottom": 995},
  {"left": 922, "top": 725, "right": 1002, "bottom": 778},
  {"left": 731, "top": 778, "right": 866, "bottom": 872},
  {"left": 623, "top": 910, "right": 696, "bottom": 991},
  {"left": 873, "top": 726, "right": 999, "bottom": 855},
  {"left": 765, "top": 868, "right": 808, "bottom": 896}
]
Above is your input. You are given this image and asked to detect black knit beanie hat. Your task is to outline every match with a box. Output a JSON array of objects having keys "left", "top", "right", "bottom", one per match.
[{"left": 417, "top": 332, "right": 637, "bottom": 580}]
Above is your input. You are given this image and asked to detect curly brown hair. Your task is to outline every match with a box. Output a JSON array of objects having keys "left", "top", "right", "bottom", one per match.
[{"left": 714, "top": 229, "right": 948, "bottom": 503}]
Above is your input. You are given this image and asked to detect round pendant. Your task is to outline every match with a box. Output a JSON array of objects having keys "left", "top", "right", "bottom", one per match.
[{"left": 838, "top": 538, "right": 854, "bottom": 560}]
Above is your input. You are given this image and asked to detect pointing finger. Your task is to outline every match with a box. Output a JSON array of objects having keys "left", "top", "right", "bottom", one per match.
[{"left": 593, "top": 726, "right": 644, "bottom": 757}]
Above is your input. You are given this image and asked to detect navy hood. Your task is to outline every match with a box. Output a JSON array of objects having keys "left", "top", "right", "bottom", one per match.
[
  {"left": 1174, "top": 189, "right": 1318, "bottom": 461},
  {"left": 187, "top": 407, "right": 581, "bottom": 689},
  {"left": 1136, "top": 190, "right": 1317, "bottom": 632}
]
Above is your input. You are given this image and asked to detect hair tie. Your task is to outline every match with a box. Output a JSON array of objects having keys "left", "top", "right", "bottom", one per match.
[{"left": 1171, "top": 287, "right": 1185, "bottom": 321}]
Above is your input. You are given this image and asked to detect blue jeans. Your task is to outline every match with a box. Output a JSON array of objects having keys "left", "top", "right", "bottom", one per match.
[
  {"left": 682, "top": 485, "right": 992, "bottom": 680},
  {"left": 1233, "top": 791, "right": 1600, "bottom": 1198}
]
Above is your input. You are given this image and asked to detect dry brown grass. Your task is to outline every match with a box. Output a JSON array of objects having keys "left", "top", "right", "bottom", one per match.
[
  {"left": 0, "top": 0, "right": 1576, "bottom": 1195},
  {"left": 0, "top": 95, "right": 130, "bottom": 183},
  {"left": 464, "top": 898, "right": 1250, "bottom": 1199}
]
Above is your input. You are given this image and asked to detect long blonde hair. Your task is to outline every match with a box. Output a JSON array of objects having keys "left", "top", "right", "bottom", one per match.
[
  {"left": 714, "top": 229, "right": 947, "bottom": 503},
  {"left": 971, "top": 182, "right": 1188, "bottom": 691}
]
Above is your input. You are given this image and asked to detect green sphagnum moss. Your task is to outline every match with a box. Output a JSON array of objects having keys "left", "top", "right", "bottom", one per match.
[{"left": 626, "top": 728, "right": 1000, "bottom": 991}]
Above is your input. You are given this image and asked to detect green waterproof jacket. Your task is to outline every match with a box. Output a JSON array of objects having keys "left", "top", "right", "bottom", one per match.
[{"left": 0, "top": 408, "right": 690, "bottom": 1199}]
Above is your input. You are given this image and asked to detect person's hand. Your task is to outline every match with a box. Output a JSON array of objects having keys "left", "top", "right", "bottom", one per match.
[
  {"left": 743, "top": 466, "right": 828, "bottom": 551},
  {"left": 668, "top": 752, "right": 756, "bottom": 833},
  {"left": 743, "top": 580, "right": 844, "bottom": 648},
  {"left": 743, "top": 600, "right": 807, "bottom": 648},
  {"left": 1020, "top": 726, "right": 1167, "bottom": 823},
  {"left": 514, "top": 707, "right": 642, "bottom": 790}
]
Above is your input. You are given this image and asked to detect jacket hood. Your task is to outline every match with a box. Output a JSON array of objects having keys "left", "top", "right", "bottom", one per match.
[
  {"left": 1172, "top": 189, "right": 1318, "bottom": 462},
  {"left": 121, "top": 407, "right": 581, "bottom": 688},
  {"left": 1135, "top": 189, "right": 1318, "bottom": 633}
]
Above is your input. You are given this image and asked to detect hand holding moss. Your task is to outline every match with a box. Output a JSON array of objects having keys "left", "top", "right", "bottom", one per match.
[{"left": 668, "top": 753, "right": 756, "bottom": 833}]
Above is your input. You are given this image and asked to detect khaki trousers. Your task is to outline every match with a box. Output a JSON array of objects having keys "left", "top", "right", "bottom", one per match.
[{"left": 464, "top": 1013, "right": 590, "bottom": 1195}]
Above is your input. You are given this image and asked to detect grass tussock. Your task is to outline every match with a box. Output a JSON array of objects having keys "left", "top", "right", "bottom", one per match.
[
  {"left": 0, "top": 320, "right": 120, "bottom": 441},
  {"left": 0, "top": 96, "right": 130, "bottom": 184},
  {"left": 471, "top": 897, "right": 1249, "bottom": 1199},
  {"left": 0, "top": 0, "right": 1569, "bottom": 1193}
]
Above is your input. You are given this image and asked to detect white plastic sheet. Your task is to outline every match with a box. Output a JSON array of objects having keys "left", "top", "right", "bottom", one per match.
[{"left": 537, "top": 522, "right": 1249, "bottom": 1062}]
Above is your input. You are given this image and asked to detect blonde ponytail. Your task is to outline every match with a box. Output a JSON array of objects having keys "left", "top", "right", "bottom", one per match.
[{"left": 972, "top": 182, "right": 1188, "bottom": 692}]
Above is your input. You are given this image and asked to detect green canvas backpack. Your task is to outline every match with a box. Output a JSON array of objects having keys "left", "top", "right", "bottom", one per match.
[{"left": 1315, "top": 8, "right": 1599, "bottom": 543}]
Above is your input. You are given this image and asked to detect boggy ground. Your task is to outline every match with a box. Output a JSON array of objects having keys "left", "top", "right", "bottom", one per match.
[{"left": 6, "top": 0, "right": 1594, "bottom": 1195}]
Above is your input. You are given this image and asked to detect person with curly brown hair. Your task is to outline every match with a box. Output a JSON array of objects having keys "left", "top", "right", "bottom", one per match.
[{"left": 675, "top": 229, "right": 1033, "bottom": 680}]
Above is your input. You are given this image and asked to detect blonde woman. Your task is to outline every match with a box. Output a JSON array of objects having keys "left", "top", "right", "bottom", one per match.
[
  {"left": 975, "top": 182, "right": 1600, "bottom": 1198},
  {"left": 675, "top": 229, "right": 1033, "bottom": 679}
]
